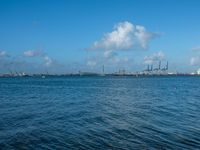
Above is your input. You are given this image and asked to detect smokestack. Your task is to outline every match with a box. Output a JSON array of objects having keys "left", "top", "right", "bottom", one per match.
[
  {"left": 166, "top": 61, "right": 168, "bottom": 70},
  {"left": 147, "top": 65, "right": 149, "bottom": 71},
  {"left": 151, "top": 65, "right": 153, "bottom": 71},
  {"left": 159, "top": 61, "right": 161, "bottom": 70},
  {"left": 102, "top": 65, "right": 104, "bottom": 74}
]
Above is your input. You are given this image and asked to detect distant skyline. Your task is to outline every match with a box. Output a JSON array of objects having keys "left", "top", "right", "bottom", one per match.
[{"left": 1, "top": 0, "right": 200, "bottom": 73}]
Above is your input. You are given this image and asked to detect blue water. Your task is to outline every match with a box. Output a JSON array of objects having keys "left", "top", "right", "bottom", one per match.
[{"left": 0, "top": 76, "right": 200, "bottom": 149}]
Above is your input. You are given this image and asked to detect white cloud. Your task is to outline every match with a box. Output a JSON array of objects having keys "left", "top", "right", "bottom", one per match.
[
  {"left": 144, "top": 51, "right": 165, "bottom": 64},
  {"left": 134, "top": 25, "right": 156, "bottom": 49},
  {"left": 91, "top": 21, "right": 159, "bottom": 51},
  {"left": 24, "top": 50, "right": 44, "bottom": 57},
  {"left": 88, "top": 21, "right": 160, "bottom": 67}
]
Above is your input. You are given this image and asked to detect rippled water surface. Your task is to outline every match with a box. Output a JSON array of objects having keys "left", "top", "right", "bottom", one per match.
[{"left": 0, "top": 76, "right": 200, "bottom": 149}]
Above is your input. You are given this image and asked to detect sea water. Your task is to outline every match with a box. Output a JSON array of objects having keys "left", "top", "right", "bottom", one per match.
[{"left": 0, "top": 76, "right": 200, "bottom": 149}]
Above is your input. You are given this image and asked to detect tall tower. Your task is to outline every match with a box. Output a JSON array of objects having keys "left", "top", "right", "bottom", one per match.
[
  {"left": 151, "top": 65, "right": 153, "bottom": 71},
  {"left": 159, "top": 61, "right": 161, "bottom": 70},
  {"left": 166, "top": 61, "right": 168, "bottom": 70}
]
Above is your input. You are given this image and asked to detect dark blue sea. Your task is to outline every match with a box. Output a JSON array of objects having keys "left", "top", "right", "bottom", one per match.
[{"left": 0, "top": 76, "right": 200, "bottom": 150}]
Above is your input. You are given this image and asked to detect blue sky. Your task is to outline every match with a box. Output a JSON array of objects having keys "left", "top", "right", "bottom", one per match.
[{"left": 1, "top": 0, "right": 200, "bottom": 73}]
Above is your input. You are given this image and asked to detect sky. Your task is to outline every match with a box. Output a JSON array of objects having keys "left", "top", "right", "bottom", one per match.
[{"left": 1, "top": 0, "right": 200, "bottom": 74}]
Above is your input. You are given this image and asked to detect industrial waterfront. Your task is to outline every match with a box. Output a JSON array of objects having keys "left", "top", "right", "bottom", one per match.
[{"left": 1, "top": 60, "right": 200, "bottom": 78}]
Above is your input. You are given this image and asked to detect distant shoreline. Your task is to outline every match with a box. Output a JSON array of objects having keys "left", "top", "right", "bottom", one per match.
[{"left": 1, "top": 74, "right": 200, "bottom": 78}]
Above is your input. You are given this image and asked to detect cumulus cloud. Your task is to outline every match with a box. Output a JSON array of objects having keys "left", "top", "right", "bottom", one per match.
[
  {"left": 88, "top": 21, "right": 160, "bottom": 67},
  {"left": 144, "top": 51, "right": 165, "bottom": 64},
  {"left": 24, "top": 50, "right": 44, "bottom": 57},
  {"left": 91, "top": 21, "right": 159, "bottom": 51}
]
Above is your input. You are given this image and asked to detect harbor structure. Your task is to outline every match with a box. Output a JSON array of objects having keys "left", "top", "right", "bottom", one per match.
[{"left": 143, "top": 61, "right": 169, "bottom": 75}]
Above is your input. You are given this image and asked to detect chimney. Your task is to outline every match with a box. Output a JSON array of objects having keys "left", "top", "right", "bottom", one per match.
[
  {"left": 159, "top": 61, "right": 161, "bottom": 70},
  {"left": 166, "top": 61, "right": 168, "bottom": 70}
]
